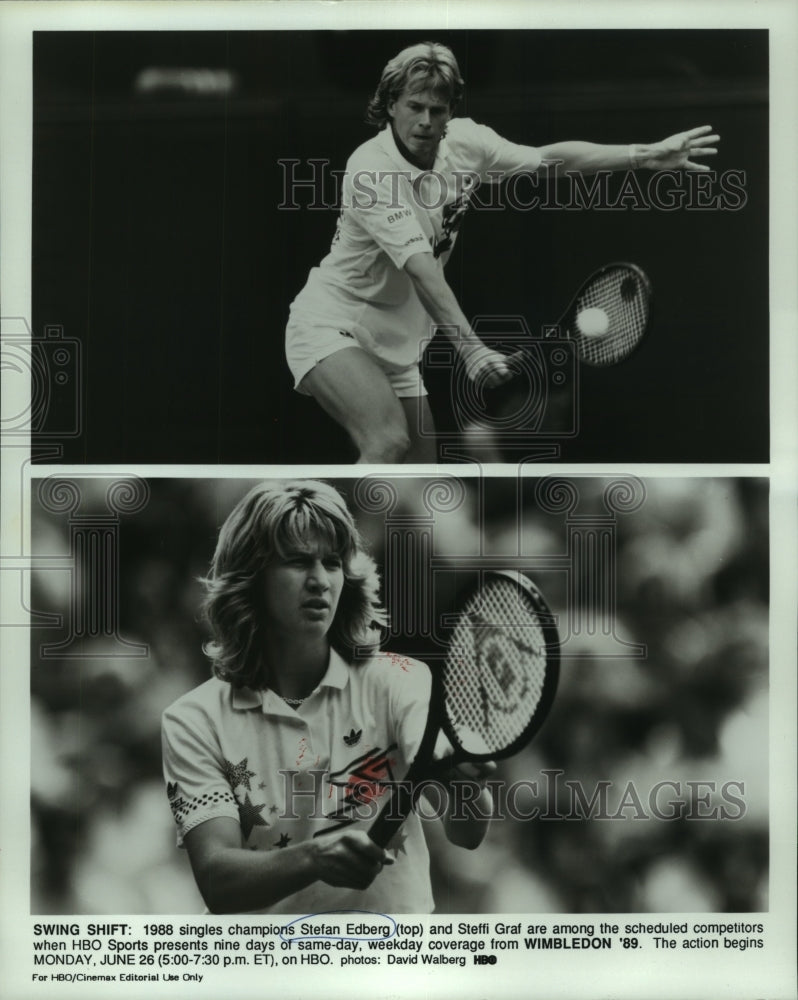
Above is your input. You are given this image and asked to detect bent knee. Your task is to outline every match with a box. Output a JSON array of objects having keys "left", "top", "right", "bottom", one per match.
[{"left": 355, "top": 423, "right": 411, "bottom": 464}]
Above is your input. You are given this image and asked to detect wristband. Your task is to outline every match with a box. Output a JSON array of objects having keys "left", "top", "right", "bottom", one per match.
[{"left": 629, "top": 144, "right": 642, "bottom": 170}]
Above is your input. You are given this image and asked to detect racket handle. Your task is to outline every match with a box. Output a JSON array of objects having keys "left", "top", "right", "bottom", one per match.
[
  {"left": 368, "top": 661, "right": 442, "bottom": 849},
  {"left": 368, "top": 755, "right": 455, "bottom": 848},
  {"left": 368, "top": 780, "right": 418, "bottom": 849}
]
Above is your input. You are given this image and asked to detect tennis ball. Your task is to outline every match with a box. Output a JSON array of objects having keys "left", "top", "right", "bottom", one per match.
[{"left": 575, "top": 307, "right": 610, "bottom": 337}]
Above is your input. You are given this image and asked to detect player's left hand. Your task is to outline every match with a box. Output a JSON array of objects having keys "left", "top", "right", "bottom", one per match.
[
  {"left": 648, "top": 125, "right": 720, "bottom": 171},
  {"left": 450, "top": 759, "right": 498, "bottom": 782},
  {"left": 460, "top": 343, "right": 514, "bottom": 388},
  {"left": 433, "top": 733, "right": 497, "bottom": 784}
]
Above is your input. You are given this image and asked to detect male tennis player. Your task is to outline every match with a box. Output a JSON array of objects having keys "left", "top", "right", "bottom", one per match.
[
  {"left": 162, "top": 480, "right": 492, "bottom": 914},
  {"left": 286, "top": 41, "right": 719, "bottom": 463}
]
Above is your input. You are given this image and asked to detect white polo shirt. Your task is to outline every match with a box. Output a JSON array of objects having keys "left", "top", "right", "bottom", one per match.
[
  {"left": 162, "top": 650, "right": 434, "bottom": 914},
  {"left": 287, "top": 117, "right": 542, "bottom": 368}
]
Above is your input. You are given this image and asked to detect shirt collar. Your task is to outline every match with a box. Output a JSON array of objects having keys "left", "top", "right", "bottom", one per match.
[
  {"left": 378, "top": 124, "right": 450, "bottom": 180},
  {"left": 322, "top": 647, "right": 351, "bottom": 691},
  {"left": 231, "top": 648, "right": 351, "bottom": 713},
  {"left": 231, "top": 685, "right": 262, "bottom": 711}
]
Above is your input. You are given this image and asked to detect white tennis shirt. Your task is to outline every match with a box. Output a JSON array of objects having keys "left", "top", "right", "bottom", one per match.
[
  {"left": 288, "top": 118, "right": 542, "bottom": 368},
  {"left": 162, "top": 649, "right": 435, "bottom": 914}
]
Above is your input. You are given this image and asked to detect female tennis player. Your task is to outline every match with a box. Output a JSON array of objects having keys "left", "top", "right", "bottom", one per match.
[
  {"left": 286, "top": 41, "right": 719, "bottom": 463},
  {"left": 162, "top": 480, "right": 493, "bottom": 914}
]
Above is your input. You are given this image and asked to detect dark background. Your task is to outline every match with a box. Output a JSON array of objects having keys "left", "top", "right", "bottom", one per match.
[{"left": 33, "top": 30, "right": 769, "bottom": 464}]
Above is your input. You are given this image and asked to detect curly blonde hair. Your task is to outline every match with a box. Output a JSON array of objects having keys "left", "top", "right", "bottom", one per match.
[
  {"left": 365, "top": 41, "right": 464, "bottom": 129},
  {"left": 201, "top": 480, "right": 387, "bottom": 688}
]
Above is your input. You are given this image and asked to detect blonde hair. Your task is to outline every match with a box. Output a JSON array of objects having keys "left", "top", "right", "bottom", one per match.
[
  {"left": 201, "top": 480, "right": 386, "bottom": 687},
  {"left": 365, "top": 42, "right": 464, "bottom": 128}
]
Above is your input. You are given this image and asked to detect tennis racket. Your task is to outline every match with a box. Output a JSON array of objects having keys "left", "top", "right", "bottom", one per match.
[
  {"left": 554, "top": 260, "right": 652, "bottom": 367},
  {"left": 497, "top": 261, "right": 652, "bottom": 371},
  {"left": 469, "top": 262, "right": 652, "bottom": 435},
  {"left": 368, "top": 570, "right": 559, "bottom": 848}
]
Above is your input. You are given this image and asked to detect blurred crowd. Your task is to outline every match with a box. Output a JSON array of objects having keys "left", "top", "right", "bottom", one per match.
[{"left": 30, "top": 476, "right": 768, "bottom": 914}]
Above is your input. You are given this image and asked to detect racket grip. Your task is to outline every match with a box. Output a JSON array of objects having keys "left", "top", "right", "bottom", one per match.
[
  {"left": 368, "top": 779, "right": 417, "bottom": 849},
  {"left": 368, "top": 754, "right": 455, "bottom": 848},
  {"left": 368, "top": 661, "right": 441, "bottom": 849}
]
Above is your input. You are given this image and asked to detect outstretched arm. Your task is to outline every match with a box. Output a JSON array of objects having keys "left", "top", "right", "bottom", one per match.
[{"left": 538, "top": 125, "right": 720, "bottom": 174}]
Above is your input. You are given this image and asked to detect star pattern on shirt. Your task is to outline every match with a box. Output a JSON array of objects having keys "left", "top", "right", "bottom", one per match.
[
  {"left": 269, "top": 804, "right": 279, "bottom": 815},
  {"left": 389, "top": 828, "right": 409, "bottom": 858},
  {"left": 237, "top": 793, "right": 269, "bottom": 840},
  {"left": 275, "top": 833, "right": 291, "bottom": 848},
  {"left": 222, "top": 757, "right": 256, "bottom": 792}
]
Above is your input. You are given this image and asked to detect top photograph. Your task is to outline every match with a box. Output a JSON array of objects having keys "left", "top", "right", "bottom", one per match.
[{"left": 29, "top": 28, "right": 768, "bottom": 465}]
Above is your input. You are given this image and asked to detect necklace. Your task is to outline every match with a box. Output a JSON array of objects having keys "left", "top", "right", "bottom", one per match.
[{"left": 281, "top": 695, "right": 308, "bottom": 706}]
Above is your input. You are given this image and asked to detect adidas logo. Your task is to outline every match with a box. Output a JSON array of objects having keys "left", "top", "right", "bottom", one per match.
[{"left": 343, "top": 728, "right": 362, "bottom": 747}]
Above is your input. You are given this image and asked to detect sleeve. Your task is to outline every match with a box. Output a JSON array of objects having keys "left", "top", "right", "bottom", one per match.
[
  {"left": 457, "top": 117, "right": 542, "bottom": 179},
  {"left": 161, "top": 702, "right": 240, "bottom": 847},
  {"left": 341, "top": 167, "right": 432, "bottom": 270},
  {"left": 384, "top": 655, "right": 433, "bottom": 767}
]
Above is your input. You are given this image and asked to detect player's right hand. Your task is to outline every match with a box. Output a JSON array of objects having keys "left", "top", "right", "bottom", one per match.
[
  {"left": 461, "top": 343, "right": 514, "bottom": 388},
  {"left": 312, "top": 830, "right": 394, "bottom": 890}
]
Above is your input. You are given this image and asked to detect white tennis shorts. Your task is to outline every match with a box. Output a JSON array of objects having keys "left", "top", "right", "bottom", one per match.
[{"left": 285, "top": 312, "right": 427, "bottom": 398}]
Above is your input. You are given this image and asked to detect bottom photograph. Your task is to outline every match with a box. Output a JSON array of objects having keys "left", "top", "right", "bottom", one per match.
[{"left": 30, "top": 474, "right": 768, "bottom": 916}]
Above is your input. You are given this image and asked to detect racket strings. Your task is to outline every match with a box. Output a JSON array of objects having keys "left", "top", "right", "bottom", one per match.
[
  {"left": 444, "top": 579, "right": 549, "bottom": 754},
  {"left": 573, "top": 266, "right": 649, "bottom": 366}
]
